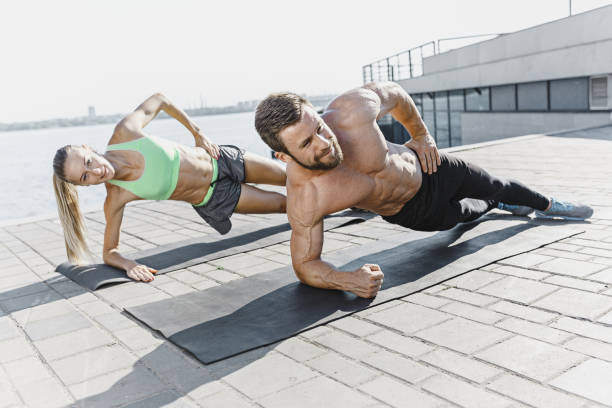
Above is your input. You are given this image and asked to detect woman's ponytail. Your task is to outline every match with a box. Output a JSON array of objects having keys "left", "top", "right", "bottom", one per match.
[{"left": 53, "top": 147, "right": 91, "bottom": 265}]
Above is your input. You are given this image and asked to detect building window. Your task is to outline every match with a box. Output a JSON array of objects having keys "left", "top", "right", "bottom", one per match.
[
  {"left": 434, "top": 92, "right": 450, "bottom": 148},
  {"left": 449, "top": 90, "right": 464, "bottom": 147},
  {"left": 590, "top": 76, "right": 609, "bottom": 109},
  {"left": 422, "top": 93, "right": 435, "bottom": 139},
  {"left": 491, "top": 85, "right": 516, "bottom": 111},
  {"left": 465, "top": 88, "right": 490, "bottom": 111},
  {"left": 412, "top": 93, "right": 423, "bottom": 116},
  {"left": 550, "top": 77, "right": 589, "bottom": 111},
  {"left": 517, "top": 81, "right": 548, "bottom": 111},
  {"left": 449, "top": 90, "right": 465, "bottom": 111}
]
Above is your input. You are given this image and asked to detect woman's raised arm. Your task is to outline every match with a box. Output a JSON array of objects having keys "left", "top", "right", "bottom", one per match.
[{"left": 114, "top": 93, "right": 220, "bottom": 158}]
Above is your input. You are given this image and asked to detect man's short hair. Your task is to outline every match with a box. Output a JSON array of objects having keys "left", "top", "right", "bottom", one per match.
[{"left": 255, "top": 93, "right": 313, "bottom": 153}]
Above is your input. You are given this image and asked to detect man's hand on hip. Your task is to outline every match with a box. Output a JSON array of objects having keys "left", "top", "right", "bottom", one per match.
[
  {"left": 348, "top": 264, "right": 384, "bottom": 298},
  {"left": 405, "top": 134, "right": 441, "bottom": 175}
]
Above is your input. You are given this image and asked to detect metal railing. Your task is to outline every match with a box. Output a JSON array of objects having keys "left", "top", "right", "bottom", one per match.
[
  {"left": 362, "top": 41, "right": 436, "bottom": 84},
  {"left": 362, "top": 34, "right": 504, "bottom": 84}
]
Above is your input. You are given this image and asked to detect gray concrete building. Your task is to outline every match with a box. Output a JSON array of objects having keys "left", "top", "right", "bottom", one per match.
[{"left": 364, "top": 5, "right": 612, "bottom": 147}]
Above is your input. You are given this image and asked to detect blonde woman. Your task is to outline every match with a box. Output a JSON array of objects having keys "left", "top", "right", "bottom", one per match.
[{"left": 53, "top": 93, "right": 286, "bottom": 282}]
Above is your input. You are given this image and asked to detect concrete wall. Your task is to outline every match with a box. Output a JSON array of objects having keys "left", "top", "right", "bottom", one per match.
[
  {"left": 460, "top": 112, "right": 612, "bottom": 144},
  {"left": 397, "top": 6, "right": 612, "bottom": 93}
]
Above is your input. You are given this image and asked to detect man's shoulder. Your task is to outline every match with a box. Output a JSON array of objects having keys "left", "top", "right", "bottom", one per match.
[
  {"left": 324, "top": 88, "right": 380, "bottom": 129},
  {"left": 286, "top": 178, "right": 327, "bottom": 228}
]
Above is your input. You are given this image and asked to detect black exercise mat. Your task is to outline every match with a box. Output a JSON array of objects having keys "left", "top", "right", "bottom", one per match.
[
  {"left": 55, "top": 210, "right": 371, "bottom": 290},
  {"left": 124, "top": 216, "right": 582, "bottom": 364}
]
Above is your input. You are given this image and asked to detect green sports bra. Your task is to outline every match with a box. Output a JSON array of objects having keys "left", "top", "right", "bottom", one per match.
[{"left": 106, "top": 136, "right": 181, "bottom": 201}]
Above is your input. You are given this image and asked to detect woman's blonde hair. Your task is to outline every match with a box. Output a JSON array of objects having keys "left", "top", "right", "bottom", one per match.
[{"left": 53, "top": 146, "right": 91, "bottom": 265}]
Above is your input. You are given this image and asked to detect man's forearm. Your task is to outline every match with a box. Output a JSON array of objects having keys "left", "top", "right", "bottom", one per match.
[
  {"left": 295, "top": 259, "right": 353, "bottom": 291},
  {"left": 390, "top": 92, "right": 429, "bottom": 141},
  {"left": 368, "top": 82, "right": 430, "bottom": 140}
]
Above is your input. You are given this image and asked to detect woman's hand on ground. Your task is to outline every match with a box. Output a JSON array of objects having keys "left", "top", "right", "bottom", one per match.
[
  {"left": 126, "top": 264, "right": 158, "bottom": 282},
  {"left": 194, "top": 131, "right": 220, "bottom": 159},
  {"left": 404, "top": 134, "right": 440, "bottom": 175}
]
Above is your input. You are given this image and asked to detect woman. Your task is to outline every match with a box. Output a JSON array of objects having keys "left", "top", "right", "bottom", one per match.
[{"left": 53, "top": 93, "right": 286, "bottom": 282}]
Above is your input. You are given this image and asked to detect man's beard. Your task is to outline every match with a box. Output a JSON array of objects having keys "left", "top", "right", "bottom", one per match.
[{"left": 291, "top": 137, "right": 344, "bottom": 171}]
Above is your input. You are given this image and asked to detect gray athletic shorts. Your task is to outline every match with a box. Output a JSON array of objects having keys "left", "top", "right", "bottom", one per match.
[{"left": 192, "top": 145, "right": 245, "bottom": 234}]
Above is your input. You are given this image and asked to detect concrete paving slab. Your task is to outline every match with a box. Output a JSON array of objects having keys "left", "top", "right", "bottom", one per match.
[
  {"left": 475, "top": 335, "right": 584, "bottom": 381},
  {"left": 362, "top": 349, "right": 436, "bottom": 383},
  {"left": 492, "top": 264, "right": 552, "bottom": 280},
  {"left": 422, "top": 374, "right": 514, "bottom": 407},
  {"left": 487, "top": 374, "right": 584, "bottom": 408},
  {"left": 477, "top": 276, "right": 558, "bottom": 304},
  {"left": 223, "top": 352, "right": 317, "bottom": 399},
  {"left": 364, "top": 301, "right": 450, "bottom": 334},
  {"left": 495, "top": 317, "right": 573, "bottom": 344},
  {"left": 34, "top": 326, "right": 115, "bottom": 362},
  {"left": 0, "top": 289, "right": 62, "bottom": 313},
  {"left": 306, "top": 352, "right": 379, "bottom": 386},
  {"left": 551, "top": 317, "right": 612, "bottom": 343},
  {"left": 68, "top": 364, "right": 168, "bottom": 408},
  {"left": 14, "top": 377, "right": 74, "bottom": 408},
  {"left": 419, "top": 348, "right": 502, "bottom": 383},
  {"left": 272, "top": 337, "right": 327, "bottom": 362},
  {"left": 328, "top": 316, "right": 383, "bottom": 337},
  {"left": 365, "top": 329, "right": 435, "bottom": 358},
  {"left": 500, "top": 252, "right": 554, "bottom": 268},
  {"left": 313, "top": 329, "right": 381, "bottom": 360},
  {"left": 536, "top": 258, "right": 608, "bottom": 277},
  {"left": 543, "top": 274, "right": 609, "bottom": 292},
  {"left": 551, "top": 359, "right": 612, "bottom": 406},
  {"left": 121, "top": 390, "right": 196, "bottom": 408},
  {"left": 533, "top": 287, "right": 612, "bottom": 320},
  {"left": 0, "top": 336, "right": 36, "bottom": 364},
  {"left": 403, "top": 292, "right": 453, "bottom": 309},
  {"left": 359, "top": 376, "right": 445, "bottom": 408},
  {"left": 196, "top": 387, "right": 256, "bottom": 408},
  {"left": 564, "top": 337, "right": 612, "bottom": 362},
  {"left": 49, "top": 344, "right": 137, "bottom": 385},
  {"left": 258, "top": 376, "right": 377, "bottom": 408},
  {"left": 23, "top": 310, "right": 92, "bottom": 341},
  {"left": 444, "top": 269, "right": 506, "bottom": 291},
  {"left": 436, "top": 287, "right": 498, "bottom": 306},
  {"left": 439, "top": 301, "right": 506, "bottom": 324},
  {"left": 489, "top": 300, "right": 558, "bottom": 323},
  {"left": 3, "top": 356, "right": 52, "bottom": 386},
  {"left": 415, "top": 317, "right": 510, "bottom": 354}
]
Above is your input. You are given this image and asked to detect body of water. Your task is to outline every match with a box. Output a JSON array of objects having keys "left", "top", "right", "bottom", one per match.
[{"left": 1, "top": 111, "right": 272, "bottom": 222}]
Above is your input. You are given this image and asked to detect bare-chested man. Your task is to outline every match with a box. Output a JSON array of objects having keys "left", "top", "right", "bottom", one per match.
[{"left": 255, "top": 81, "right": 593, "bottom": 298}]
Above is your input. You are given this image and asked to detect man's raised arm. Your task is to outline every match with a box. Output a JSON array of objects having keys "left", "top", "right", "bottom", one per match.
[
  {"left": 289, "top": 214, "right": 383, "bottom": 298},
  {"left": 364, "top": 81, "right": 441, "bottom": 174}
]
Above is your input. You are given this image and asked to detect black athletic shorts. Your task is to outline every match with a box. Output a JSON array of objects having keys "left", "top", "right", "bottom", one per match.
[{"left": 192, "top": 145, "right": 245, "bottom": 234}]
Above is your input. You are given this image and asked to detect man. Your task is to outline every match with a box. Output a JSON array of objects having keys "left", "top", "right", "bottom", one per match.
[{"left": 255, "top": 82, "right": 593, "bottom": 298}]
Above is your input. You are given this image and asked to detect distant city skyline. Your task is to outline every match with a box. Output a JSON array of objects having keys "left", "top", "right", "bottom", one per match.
[
  {"left": 0, "top": 93, "right": 338, "bottom": 132},
  {"left": 1, "top": 0, "right": 611, "bottom": 122}
]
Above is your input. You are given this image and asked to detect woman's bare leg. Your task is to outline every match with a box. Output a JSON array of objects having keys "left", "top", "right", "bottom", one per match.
[
  {"left": 243, "top": 152, "right": 286, "bottom": 186},
  {"left": 234, "top": 184, "right": 286, "bottom": 214}
]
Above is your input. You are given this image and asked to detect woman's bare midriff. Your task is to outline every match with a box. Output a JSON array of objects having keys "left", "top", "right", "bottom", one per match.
[{"left": 168, "top": 145, "right": 216, "bottom": 204}]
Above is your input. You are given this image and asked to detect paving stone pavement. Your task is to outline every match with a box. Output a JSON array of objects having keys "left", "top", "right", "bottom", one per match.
[{"left": 1, "top": 127, "right": 612, "bottom": 407}]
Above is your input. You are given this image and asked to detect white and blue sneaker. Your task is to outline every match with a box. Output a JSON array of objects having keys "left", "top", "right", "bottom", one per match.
[
  {"left": 535, "top": 198, "right": 594, "bottom": 220},
  {"left": 497, "top": 202, "right": 534, "bottom": 216}
]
